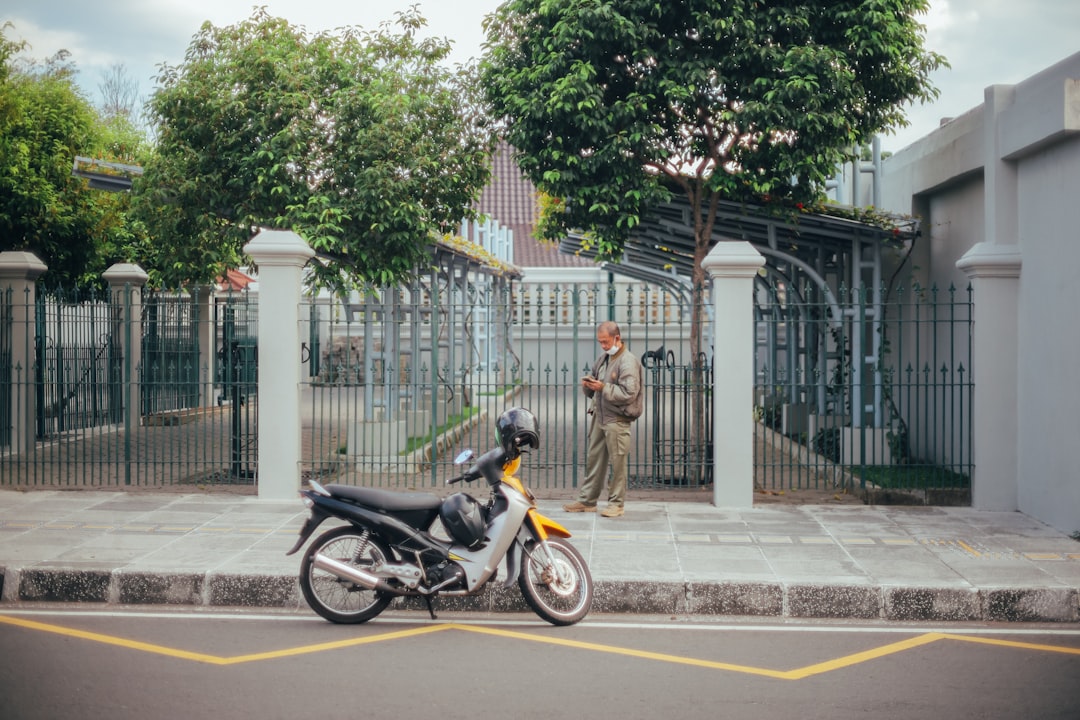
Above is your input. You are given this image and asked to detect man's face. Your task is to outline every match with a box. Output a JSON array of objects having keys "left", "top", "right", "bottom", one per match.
[{"left": 597, "top": 330, "right": 618, "bottom": 352}]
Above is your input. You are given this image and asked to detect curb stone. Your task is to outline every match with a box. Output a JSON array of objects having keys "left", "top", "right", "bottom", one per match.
[{"left": 3, "top": 567, "right": 1078, "bottom": 623}]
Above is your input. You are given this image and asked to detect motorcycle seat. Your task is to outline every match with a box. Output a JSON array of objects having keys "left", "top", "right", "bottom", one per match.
[{"left": 324, "top": 484, "right": 443, "bottom": 512}]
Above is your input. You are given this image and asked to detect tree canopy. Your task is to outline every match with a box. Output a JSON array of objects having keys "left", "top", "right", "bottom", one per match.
[
  {"left": 136, "top": 8, "right": 494, "bottom": 289},
  {"left": 481, "top": 0, "right": 946, "bottom": 286},
  {"left": 0, "top": 23, "right": 141, "bottom": 286}
]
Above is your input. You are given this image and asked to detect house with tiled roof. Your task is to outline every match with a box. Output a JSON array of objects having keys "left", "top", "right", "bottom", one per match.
[
  {"left": 473, "top": 142, "right": 602, "bottom": 281},
  {"left": 468, "top": 142, "right": 692, "bottom": 380}
]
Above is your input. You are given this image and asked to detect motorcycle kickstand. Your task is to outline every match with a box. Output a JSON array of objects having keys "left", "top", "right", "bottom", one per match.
[{"left": 423, "top": 595, "right": 438, "bottom": 620}]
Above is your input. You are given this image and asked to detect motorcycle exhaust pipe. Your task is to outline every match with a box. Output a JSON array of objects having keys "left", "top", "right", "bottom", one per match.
[{"left": 312, "top": 553, "right": 408, "bottom": 596}]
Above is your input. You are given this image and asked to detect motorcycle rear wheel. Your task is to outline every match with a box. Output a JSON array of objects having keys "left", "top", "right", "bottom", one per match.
[
  {"left": 299, "top": 525, "right": 395, "bottom": 624},
  {"left": 519, "top": 537, "right": 593, "bottom": 626}
]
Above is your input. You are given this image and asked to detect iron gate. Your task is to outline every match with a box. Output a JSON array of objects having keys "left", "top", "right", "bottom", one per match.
[{"left": 298, "top": 279, "right": 711, "bottom": 492}]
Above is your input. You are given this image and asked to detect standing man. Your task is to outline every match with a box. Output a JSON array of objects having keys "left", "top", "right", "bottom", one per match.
[{"left": 563, "top": 321, "right": 643, "bottom": 517}]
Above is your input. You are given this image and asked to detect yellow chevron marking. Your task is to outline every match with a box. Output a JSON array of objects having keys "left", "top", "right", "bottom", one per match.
[
  {"left": 2, "top": 615, "right": 1078, "bottom": 676},
  {"left": 0, "top": 614, "right": 453, "bottom": 665}
]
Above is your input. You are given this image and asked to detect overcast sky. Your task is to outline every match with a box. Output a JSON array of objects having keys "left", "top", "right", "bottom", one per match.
[{"left": 4, "top": 0, "right": 1078, "bottom": 154}]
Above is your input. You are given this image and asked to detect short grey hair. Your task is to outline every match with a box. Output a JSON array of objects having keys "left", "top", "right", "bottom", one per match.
[{"left": 597, "top": 320, "right": 620, "bottom": 338}]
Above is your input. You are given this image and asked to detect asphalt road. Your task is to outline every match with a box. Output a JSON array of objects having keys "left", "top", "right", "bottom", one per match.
[{"left": 1, "top": 609, "right": 1078, "bottom": 720}]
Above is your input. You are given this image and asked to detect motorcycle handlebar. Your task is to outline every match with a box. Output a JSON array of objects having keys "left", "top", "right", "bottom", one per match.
[
  {"left": 446, "top": 471, "right": 476, "bottom": 485},
  {"left": 446, "top": 447, "right": 510, "bottom": 486}
]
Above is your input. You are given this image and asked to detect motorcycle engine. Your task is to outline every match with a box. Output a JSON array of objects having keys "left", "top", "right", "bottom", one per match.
[{"left": 426, "top": 562, "right": 466, "bottom": 591}]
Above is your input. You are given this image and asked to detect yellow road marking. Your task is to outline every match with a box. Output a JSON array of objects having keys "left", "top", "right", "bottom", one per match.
[
  {"left": 220, "top": 625, "right": 453, "bottom": 664},
  {"left": 2, "top": 615, "right": 1078, "bottom": 676},
  {"left": 452, "top": 623, "right": 790, "bottom": 679},
  {"left": 956, "top": 540, "right": 981, "bottom": 557},
  {"left": 940, "top": 633, "right": 1080, "bottom": 656},
  {"left": 0, "top": 614, "right": 452, "bottom": 665},
  {"left": 454, "top": 624, "right": 948, "bottom": 680}
]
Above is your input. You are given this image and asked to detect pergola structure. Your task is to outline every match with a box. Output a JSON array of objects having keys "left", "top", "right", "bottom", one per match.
[
  {"left": 338, "top": 232, "right": 521, "bottom": 425},
  {"left": 72, "top": 156, "right": 142, "bottom": 192},
  {"left": 559, "top": 196, "right": 919, "bottom": 428}
]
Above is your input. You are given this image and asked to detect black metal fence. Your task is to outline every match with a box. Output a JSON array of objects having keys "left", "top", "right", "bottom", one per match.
[
  {"left": 754, "top": 282, "right": 974, "bottom": 499},
  {"left": 1, "top": 283, "right": 258, "bottom": 486},
  {"left": 2, "top": 273, "right": 973, "bottom": 500}
]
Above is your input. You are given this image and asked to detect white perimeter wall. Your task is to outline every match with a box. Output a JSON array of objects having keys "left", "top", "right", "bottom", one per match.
[
  {"left": 1014, "top": 136, "right": 1080, "bottom": 529},
  {"left": 883, "top": 51, "right": 1080, "bottom": 533}
]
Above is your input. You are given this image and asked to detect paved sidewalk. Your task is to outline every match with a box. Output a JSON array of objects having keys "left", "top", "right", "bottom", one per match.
[{"left": 0, "top": 489, "right": 1077, "bottom": 622}]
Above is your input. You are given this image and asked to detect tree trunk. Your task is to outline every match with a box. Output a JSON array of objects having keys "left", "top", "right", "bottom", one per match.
[{"left": 685, "top": 221, "right": 711, "bottom": 485}]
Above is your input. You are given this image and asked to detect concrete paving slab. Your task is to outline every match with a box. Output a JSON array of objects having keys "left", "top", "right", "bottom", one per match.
[{"left": 0, "top": 489, "right": 1077, "bottom": 622}]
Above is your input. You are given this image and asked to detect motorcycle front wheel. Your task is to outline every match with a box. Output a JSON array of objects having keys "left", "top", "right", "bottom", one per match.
[
  {"left": 299, "top": 525, "right": 395, "bottom": 624},
  {"left": 519, "top": 537, "right": 593, "bottom": 626}
]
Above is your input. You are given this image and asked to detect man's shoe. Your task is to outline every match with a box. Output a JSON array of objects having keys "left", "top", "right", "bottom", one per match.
[
  {"left": 600, "top": 505, "right": 624, "bottom": 518},
  {"left": 563, "top": 501, "right": 596, "bottom": 513}
]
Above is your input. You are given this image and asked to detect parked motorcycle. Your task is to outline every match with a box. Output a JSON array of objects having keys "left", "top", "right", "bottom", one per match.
[{"left": 286, "top": 407, "right": 594, "bottom": 626}]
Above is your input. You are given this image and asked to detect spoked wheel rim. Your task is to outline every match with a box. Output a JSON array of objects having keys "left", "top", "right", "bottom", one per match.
[
  {"left": 519, "top": 537, "right": 593, "bottom": 626},
  {"left": 539, "top": 556, "right": 580, "bottom": 597},
  {"left": 300, "top": 527, "right": 394, "bottom": 623}
]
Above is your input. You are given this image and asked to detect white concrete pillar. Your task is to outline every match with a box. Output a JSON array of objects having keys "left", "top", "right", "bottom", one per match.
[
  {"left": 953, "top": 85, "right": 1023, "bottom": 513},
  {"left": 242, "top": 229, "right": 314, "bottom": 500},
  {"left": 957, "top": 242, "right": 1022, "bottom": 511},
  {"left": 103, "top": 263, "right": 149, "bottom": 432},
  {"left": 702, "top": 241, "right": 766, "bottom": 507},
  {"left": 0, "top": 251, "right": 48, "bottom": 454}
]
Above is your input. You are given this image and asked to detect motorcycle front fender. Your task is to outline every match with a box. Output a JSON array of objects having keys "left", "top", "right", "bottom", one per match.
[
  {"left": 501, "top": 516, "right": 570, "bottom": 590},
  {"left": 528, "top": 508, "right": 572, "bottom": 540}
]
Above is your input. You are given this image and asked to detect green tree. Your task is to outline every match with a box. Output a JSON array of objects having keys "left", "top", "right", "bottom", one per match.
[
  {"left": 136, "top": 8, "right": 493, "bottom": 289},
  {"left": 0, "top": 23, "right": 138, "bottom": 285},
  {"left": 482, "top": 0, "right": 945, "bottom": 305},
  {"left": 482, "top": 0, "right": 945, "bottom": 478}
]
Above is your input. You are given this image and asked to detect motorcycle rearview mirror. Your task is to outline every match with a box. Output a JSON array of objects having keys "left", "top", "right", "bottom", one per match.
[{"left": 453, "top": 449, "right": 474, "bottom": 465}]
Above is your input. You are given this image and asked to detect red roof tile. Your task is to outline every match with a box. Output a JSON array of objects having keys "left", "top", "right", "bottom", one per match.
[{"left": 476, "top": 142, "right": 597, "bottom": 270}]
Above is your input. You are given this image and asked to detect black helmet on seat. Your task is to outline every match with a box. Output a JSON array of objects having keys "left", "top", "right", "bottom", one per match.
[
  {"left": 439, "top": 492, "right": 486, "bottom": 548},
  {"left": 496, "top": 407, "right": 540, "bottom": 459}
]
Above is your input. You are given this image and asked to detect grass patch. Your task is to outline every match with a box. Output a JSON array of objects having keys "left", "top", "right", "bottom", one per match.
[
  {"left": 477, "top": 382, "right": 522, "bottom": 397},
  {"left": 333, "top": 406, "right": 484, "bottom": 456},
  {"left": 858, "top": 464, "right": 970, "bottom": 490},
  {"left": 400, "top": 406, "right": 482, "bottom": 454}
]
